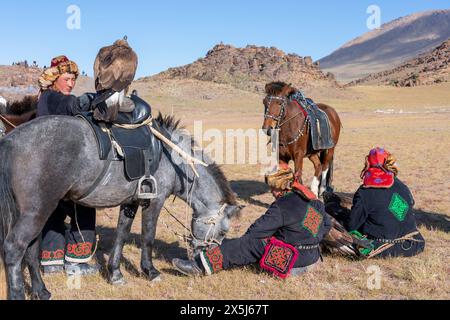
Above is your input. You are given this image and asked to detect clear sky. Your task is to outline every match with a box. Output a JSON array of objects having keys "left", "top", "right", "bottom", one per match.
[{"left": 0, "top": 0, "right": 448, "bottom": 78}]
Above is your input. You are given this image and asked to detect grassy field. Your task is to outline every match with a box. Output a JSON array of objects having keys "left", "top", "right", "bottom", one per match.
[{"left": 1, "top": 81, "right": 449, "bottom": 300}]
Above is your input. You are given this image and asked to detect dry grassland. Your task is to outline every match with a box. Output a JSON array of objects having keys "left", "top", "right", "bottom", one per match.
[{"left": 1, "top": 80, "right": 449, "bottom": 300}]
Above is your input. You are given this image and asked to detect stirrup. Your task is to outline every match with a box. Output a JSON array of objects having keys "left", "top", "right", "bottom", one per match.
[{"left": 137, "top": 175, "right": 158, "bottom": 199}]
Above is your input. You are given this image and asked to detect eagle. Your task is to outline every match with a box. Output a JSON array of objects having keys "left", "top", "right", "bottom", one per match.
[{"left": 92, "top": 36, "right": 138, "bottom": 122}]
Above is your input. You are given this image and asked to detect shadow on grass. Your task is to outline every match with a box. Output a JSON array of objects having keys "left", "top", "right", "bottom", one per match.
[
  {"left": 230, "top": 180, "right": 270, "bottom": 209},
  {"left": 95, "top": 226, "right": 189, "bottom": 281},
  {"left": 414, "top": 209, "right": 450, "bottom": 233}
]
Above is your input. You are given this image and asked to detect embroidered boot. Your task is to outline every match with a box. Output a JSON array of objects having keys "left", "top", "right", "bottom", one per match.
[
  {"left": 172, "top": 258, "right": 205, "bottom": 276},
  {"left": 65, "top": 262, "right": 100, "bottom": 276}
]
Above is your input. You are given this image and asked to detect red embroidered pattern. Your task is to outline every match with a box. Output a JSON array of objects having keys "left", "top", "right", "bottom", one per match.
[
  {"left": 66, "top": 242, "right": 93, "bottom": 258},
  {"left": 260, "top": 237, "right": 299, "bottom": 279},
  {"left": 41, "top": 249, "right": 64, "bottom": 261},
  {"left": 302, "top": 206, "right": 323, "bottom": 237},
  {"left": 204, "top": 246, "right": 224, "bottom": 273}
]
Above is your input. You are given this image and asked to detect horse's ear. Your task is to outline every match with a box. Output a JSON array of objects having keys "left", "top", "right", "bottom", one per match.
[
  {"left": 224, "top": 204, "right": 244, "bottom": 219},
  {"left": 282, "top": 84, "right": 296, "bottom": 97}
]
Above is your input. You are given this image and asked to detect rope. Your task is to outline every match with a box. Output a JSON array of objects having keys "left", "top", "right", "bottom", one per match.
[
  {"left": 73, "top": 203, "right": 100, "bottom": 263},
  {"left": 367, "top": 231, "right": 421, "bottom": 259},
  {"left": 0, "top": 114, "right": 17, "bottom": 129}
]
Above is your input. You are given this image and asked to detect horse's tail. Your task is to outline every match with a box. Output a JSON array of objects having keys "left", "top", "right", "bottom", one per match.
[{"left": 0, "top": 140, "right": 19, "bottom": 260}]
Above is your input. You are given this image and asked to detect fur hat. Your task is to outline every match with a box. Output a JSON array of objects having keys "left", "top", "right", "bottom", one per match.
[
  {"left": 264, "top": 164, "right": 294, "bottom": 190},
  {"left": 265, "top": 164, "right": 317, "bottom": 201},
  {"left": 38, "top": 56, "right": 79, "bottom": 90},
  {"left": 361, "top": 147, "right": 398, "bottom": 188}
]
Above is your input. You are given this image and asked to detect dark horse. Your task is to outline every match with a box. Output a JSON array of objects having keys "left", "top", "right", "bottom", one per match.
[
  {"left": 0, "top": 113, "right": 240, "bottom": 300},
  {"left": 0, "top": 95, "right": 38, "bottom": 137},
  {"left": 262, "top": 82, "right": 341, "bottom": 197}
]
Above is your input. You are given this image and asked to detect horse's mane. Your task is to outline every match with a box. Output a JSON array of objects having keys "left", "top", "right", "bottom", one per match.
[
  {"left": 7, "top": 95, "right": 38, "bottom": 115},
  {"left": 265, "top": 81, "right": 297, "bottom": 97},
  {"left": 154, "top": 112, "right": 237, "bottom": 206}
]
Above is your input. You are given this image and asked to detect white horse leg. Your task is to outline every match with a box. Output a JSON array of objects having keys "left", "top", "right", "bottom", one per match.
[
  {"left": 311, "top": 176, "right": 320, "bottom": 198},
  {"left": 319, "top": 168, "right": 329, "bottom": 196}
]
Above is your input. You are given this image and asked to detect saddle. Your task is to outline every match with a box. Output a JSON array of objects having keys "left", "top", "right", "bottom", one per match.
[
  {"left": 77, "top": 93, "right": 162, "bottom": 199},
  {"left": 290, "top": 92, "right": 335, "bottom": 151}
]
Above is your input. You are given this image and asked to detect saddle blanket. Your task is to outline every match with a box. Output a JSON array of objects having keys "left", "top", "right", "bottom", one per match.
[{"left": 291, "top": 92, "right": 335, "bottom": 151}]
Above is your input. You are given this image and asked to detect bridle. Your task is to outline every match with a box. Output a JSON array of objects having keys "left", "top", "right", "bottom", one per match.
[
  {"left": 264, "top": 94, "right": 309, "bottom": 147},
  {"left": 264, "top": 96, "right": 288, "bottom": 128},
  {"left": 191, "top": 203, "right": 228, "bottom": 249}
]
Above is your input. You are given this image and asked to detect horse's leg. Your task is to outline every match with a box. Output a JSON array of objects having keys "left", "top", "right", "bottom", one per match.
[
  {"left": 24, "top": 238, "right": 51, "bottom": 300},
  {"left": 319, "top": 148, "right": 335, "bottom": 196},
  {"left": 293, "top": 152, "right": 305, "bottom": 184},
  {"left": 140, "top": 199, "right": 165, "bottom": 282},
  {"left": 4, "top": 214, "right": 47, "bottom": 300},
  {"left": 107, "top": 203, "right": 139, "bottom": 285},
  {"left": 308, "top": 153, "right": 322, "bottom": 197}
]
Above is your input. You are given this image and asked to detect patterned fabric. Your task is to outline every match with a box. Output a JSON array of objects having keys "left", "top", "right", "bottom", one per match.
[
  {"left": 259, "top": 237, "right": 299, "bottom": 279},
  {"left": 388, "top": 193, "right": 409, "bottom": 221},
  {"left": 65, "top": 242, "right": 94, "bottom": 263},
  {"left": 40, "top": 249, "right": 65, "bottom": 266},
  {"left": 302, "top": 205, "right": 323, "bottom": 237},
  {"left": 38, "top": 55, "right": 79, "bottom": 90},
  {"left": 200, "top": 246, "right": 224, "bottom": 275},
  {"left": 362, "top": 147, "right": 397, "bottom": 188}
]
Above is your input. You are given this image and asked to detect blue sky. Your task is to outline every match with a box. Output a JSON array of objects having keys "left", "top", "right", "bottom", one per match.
[{"left": 0, "top": 0, "right": 448, "bottom": 78}]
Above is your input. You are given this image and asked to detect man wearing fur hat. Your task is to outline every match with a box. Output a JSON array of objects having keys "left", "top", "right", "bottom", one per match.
[
  {"left": 172, "top": 165, "right": 332, "bottom": 278},
  {"left": 37, "top": 56, "right": 99, "bottom": 276},
  {"left": 331, "top": 147, "right": 425, "bottom": 258}
]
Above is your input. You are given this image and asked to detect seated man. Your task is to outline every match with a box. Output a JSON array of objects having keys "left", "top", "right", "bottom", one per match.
[
  {"left": 334, "top": 147, "right": 425, "bottom": 258},
  {"left": 172, "top": 165, "right": 332, "bottom": 278}
]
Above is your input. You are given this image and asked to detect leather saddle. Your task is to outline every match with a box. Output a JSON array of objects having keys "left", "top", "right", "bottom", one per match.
[
  {"left": 77, "top": 93, "right": 162, "bottom": 199},
  {"left": 290, "top": 92, "right": 335, "bottom": 151}
]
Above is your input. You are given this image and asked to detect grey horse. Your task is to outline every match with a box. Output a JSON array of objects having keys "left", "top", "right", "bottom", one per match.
[{"left": 0, "top": 113, "right": 241, "bottom": 300}]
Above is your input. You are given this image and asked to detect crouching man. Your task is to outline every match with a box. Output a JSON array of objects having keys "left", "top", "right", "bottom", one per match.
[
  {"left": 332, "top": 147, "right": 425, "bottom": 259},
  {"left": 172, "top": 165, "right": 332, "bottom": 279}
]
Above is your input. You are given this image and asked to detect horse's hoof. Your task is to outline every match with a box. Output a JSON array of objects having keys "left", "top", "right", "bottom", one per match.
[
  {"left": 110, "top": 277, "right": 127, "bottom": 286},
  {"left": 109, "top": 271, "right": 126, "bottom": 286},
  {"left": 143, "top": 269, "right": 161, "bottom": 282},
  {"left": 150, "top": 275, "right": 162, "bottom": 283},
  {"left": 31, "top": 289, "right": 52, "bottom": 300}
]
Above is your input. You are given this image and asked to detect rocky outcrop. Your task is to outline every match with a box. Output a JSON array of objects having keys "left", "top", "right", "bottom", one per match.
[
  {"left": 147, "top": 44, "right": 338, "bottom": 93},
  {"left": 349, "top": 39, "right": 450, "bottom": 87}
]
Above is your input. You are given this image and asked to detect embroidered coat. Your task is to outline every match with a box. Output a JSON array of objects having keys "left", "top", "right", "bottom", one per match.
[{"left": 199, "top": 192, "right": 332, "bottom": 274}]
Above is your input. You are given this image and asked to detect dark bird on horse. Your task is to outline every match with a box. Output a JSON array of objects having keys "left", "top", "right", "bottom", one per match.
[{"left": 93, "top": 36, "right": 138, "bottom": 122}]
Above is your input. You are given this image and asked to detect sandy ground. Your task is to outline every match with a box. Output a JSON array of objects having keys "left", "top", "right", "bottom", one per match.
[{"left": 1, "top": 80, "right": 449, "bottom": 300}]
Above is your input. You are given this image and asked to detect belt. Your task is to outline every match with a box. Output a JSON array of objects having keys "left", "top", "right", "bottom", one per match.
[{"left": 297, "top": 244, "right": 320, "bottom": 250}]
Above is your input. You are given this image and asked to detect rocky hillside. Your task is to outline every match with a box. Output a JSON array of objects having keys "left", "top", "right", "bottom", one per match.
[
  {"left": 349, "top": 39, "right": 450, "bottom": 87},
  {"left": 319, "top": 10, "right": 450, "bottom": 82},
  {"left": 145, "top": 43, "right": 338, "bottom": 93}
]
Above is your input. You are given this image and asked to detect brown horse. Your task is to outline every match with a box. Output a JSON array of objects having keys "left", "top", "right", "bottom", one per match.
[
  {"left": 262, "top": 82, "right": 341, "bottom": 197},
  {"left": 0, "top": 95, "right": 37, "bottom": 135}
]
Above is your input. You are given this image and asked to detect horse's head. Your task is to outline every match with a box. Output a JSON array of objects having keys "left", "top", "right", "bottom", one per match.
[
  {"left": 154, "top": 114, "right": 243, "bottom": 255},
  {"left": 262, "top": 82, "right": 297, "bottom": 136},
  {"left": 190, "top": 201, "right": 242, "bottom": 255}
]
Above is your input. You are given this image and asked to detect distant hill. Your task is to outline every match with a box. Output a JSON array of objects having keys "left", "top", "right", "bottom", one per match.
[
  {"left": 349, "top": 39, "right": 450, "bottom": 87},
  {"left": 319, "top": 9, "right": 450, "bottom": 82},
  {"left": 0, "top": 65, "right": 94, "bottom": 102},
  {"left": 144, "top": 43, "right": 338, "bottom": 93}
]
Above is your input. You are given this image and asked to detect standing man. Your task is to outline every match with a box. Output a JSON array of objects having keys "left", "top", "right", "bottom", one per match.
[{"left": 37, "top": 55, "right": 99, "bottom": 275}]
